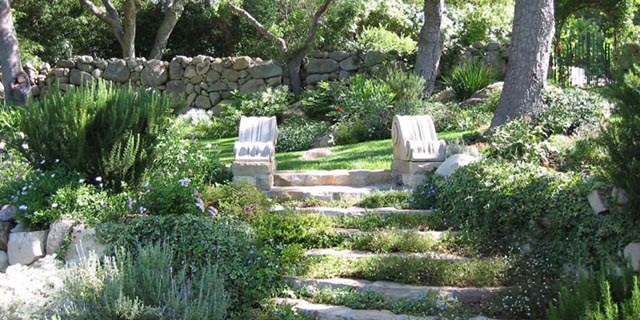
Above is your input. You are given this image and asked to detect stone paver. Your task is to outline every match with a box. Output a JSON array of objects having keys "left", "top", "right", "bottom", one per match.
[
  {"left": 271, "top": 206, "right": 433, "bottom": 217},
  {"left": 333, "top": 228, "right": 459, "bottom": 241},
  {"left": 269, "top": 185, "right": 399, "bottom": 202},
  {"left": 290, "top": 278, "right": 513, "bottom": 304},
  {"left": 273, "top": 298, "right": 434, "bottom": 320},
  {"left": 274, "top": 170, "right": 395, "bottom": 187},
  {"left": 305, "top": 248, "right": 470, "bottom": 262}
]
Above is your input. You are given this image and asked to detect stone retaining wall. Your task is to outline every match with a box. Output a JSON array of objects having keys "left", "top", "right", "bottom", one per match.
[{"left": 18, "top": 51, "right": 388, "bottom": 112}]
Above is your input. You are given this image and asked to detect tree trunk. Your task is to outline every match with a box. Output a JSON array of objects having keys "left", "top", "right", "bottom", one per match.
[
  {"left": 287, "top": 51, "right": 305, "bottom": 94},
  {"left": 0, "top": 0, "right": 27, "bottom": 106},
  {"left": 122, "top": 0, "right": 137, "bottom": 59},
  {"left": 149, "top": 0, "right": 185, "bottom": 60},
  {"left": 414, "top": 0, "right": 443, "bottom": 98},
  {"left": 491, "top": 0, "right": 555, "bottom": 127}
]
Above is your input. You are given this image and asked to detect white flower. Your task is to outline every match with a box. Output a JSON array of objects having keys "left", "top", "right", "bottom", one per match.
[
  {"left": 18, "top": 205, "right": 27, "bottom": 210},
  {"left": 51, "top": 203, "right": 59, "bottom": 208},
  {"left": 21, "top": 143, "right": 29, "bottom": 150},
  {"left": 95, "top": 177, "right": 102, "bottom": 182},
  {"left": 139, "top": 206, "right": 147, "bottom": 214},
  {"left": 54, "top": 159, "right": 60, "bottom": 163},
  {"left": 78, "top": 179, "right": 85, "bottom": 183},
  {"left": 178, "top": 177, "right": 191, "bottom": 187},
  {"left": 50, "top": 173, "right": 56, "bottom": 178},
  {"left": 39, "top": 159, "right": 46, "bottom": 165}
]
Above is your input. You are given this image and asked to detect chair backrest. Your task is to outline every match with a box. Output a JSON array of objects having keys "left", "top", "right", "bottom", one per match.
[
  {"left": 237, "top": 116, "right": 278, "bottom": 144},
  {"left": 392, "top": 115, "right": 444, "bottom": 161}
]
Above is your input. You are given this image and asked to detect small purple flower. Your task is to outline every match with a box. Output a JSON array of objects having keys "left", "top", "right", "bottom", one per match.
[
  {"left": 178, "top": 177, "right": 191, "bottom": 187},
  {"left": 196, "top": 198, "right": 205, "bottom": 212},
  {"left": 208, "top": 206, "right": 218, "bottom": 216}
]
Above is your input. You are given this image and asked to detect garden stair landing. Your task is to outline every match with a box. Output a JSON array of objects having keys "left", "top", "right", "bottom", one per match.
[{"left": 269, "top": 169, "right": 400, "bottom": 201}]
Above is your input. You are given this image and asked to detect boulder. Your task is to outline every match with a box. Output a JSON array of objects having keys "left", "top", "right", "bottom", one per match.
[
  {"left": 587, "top": 190, "right": 607, "bottom": 214},
  {"left": 165, "top": 80, "right": 186, "bottom": 99},
  {"left": 312, "top": 133, "right": 335, "bottom": 148},
  {"left": 94, "top": 58, "right": 108, "bottom": 70},
  {"left": 266, "top": 76, "right": 281, "bottom": 86},
  {"left": 64, "top": 225, "right": 106, "bottom": 264},
  {"left": 103, "top": 59, "right": 130, "bottom": 82},
  {"left": 233, "top": 56, "right": 252, "bottom": 70},
  {"left": 46, "top": 220, "right": 74, "bottom": 255},
  {"left": 435, "top": 154, "right": 479, "bottom": 178},
  {"left": 196, "top": 62, "right": 210, "bottom": 75},
  {"left": 306, "top": 58, "right": 339, "bottom": 74},
  {"left": 328, "top": 51, "right": 351, "bottom": 61},
  {"left": 76, "top": 62, "right": 94, "bottom": 73},
  {"left": 141, "top": 60, "right": 168, "bottom": 86},
  {"left": 8, "top": 230, "right": 48, "bottom": 265},
  {"left": 486, "top": 42, "right": 501, "bottom": 51},
  {"left": 249, "top": 61, "right": 283, "bottom": 79},
  {"left": 0, "top": 222, "right": 12, "bottom": 251},
  {"left": 239, "top": 79, "right": 266, "bottom": 94},
  {"left": 169, "top": 59, "right": 185, "bottom": 80},
  {"left": 194, "top": 95, "right": 212, "bottom": 109},
  {"left": 305, "top": 73, "right": 331, "bottom": 85},
  {"left": 339, "top": 56, "right": 359, "bottom": 71},
  {"left": 78, "top": 55, "right": 94, "bottom": 64},
  {"left": 209, "top": 92, "right": 221, "bottom": 106},
  {"left": 0, "top": 250, "right": 7, "bottom": 272},
  {"left": 0, "top": 205, "right": 16, "bottom": 222},
  {"left": 184, "top": 65, "right": 197, "bottom": 78},
  {"left": 57, "top": 59, "right": 75, "bottom": 68},
  {"left": 222, "top": 68, "right": 241, "bottom": 82},
  {"left": 69, "top": 69, "right": 94, "bottom": 86},
  {"left": 624, "top": 242, "right": 640, "bottom": 271},
  {"left": 299, "top": 148, "right": 333, "bottom": 160},
  {"left": 363, "top": 51, "right": 385, "bottom": 66},
  {"left": 206, "top": 70, "right": 221, "bottom": 82}
]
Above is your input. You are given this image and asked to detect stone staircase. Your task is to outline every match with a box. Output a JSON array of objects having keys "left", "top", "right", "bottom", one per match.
[
  {"left": 266, "top": 175, "right": 509, "bottom": 319},
  {"left": 269, "top": 170, "right": 401, "bottom": 201}
]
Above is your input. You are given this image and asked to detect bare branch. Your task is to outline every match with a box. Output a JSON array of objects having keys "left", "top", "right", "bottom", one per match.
[
  {"left": 229, "top": 4, "right": 288, "bottom": 53},
  {"left": 101, "top": 0, "right": 120, "bottom": 21},
  {"left": 79, "top": 0, "right": 124, "bottom": 42},
  {"left": 303, "top": 0, "right": 332, "bottom": 49}
]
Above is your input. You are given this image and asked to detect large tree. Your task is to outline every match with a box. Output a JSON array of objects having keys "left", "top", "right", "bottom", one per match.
[
  {"left": 414, "top": 0, "right": 444, "bottom": 98},
  {"left": 0, "top": 0, "right": 27, "bottom": 106},
  {"left": 228, "top": 0, "right": 333, "bottom": 94},
  {"left": 491, "top": 0, "right": 555, "bottom": 127},
  {"left": 80, "top": 0, "right": 190, "bottom": 59}
]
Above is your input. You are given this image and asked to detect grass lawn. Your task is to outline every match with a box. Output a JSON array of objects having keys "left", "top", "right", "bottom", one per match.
[{"left": 202, "top": 130, "right": 472, "bottom": 171}]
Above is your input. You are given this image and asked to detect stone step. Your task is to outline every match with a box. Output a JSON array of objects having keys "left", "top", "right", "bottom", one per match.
[
  {"left": 333, "top": 228, "right": 459, "bottom": 241},
  {"left": 289, "top": 278, "right": 513, "bottom": 305},
  {"left": 271, "top": 206, "right": 433, "bottom": 217},
  {"left": 273, "top": 170, "right": 395, "bottom": 187},
  {"left": 305, "top": 248, "right": 470, "bottom": 262},
  {"left": 269, "top": 185, "right": 399, "bottom": 202},
  {"left": 273, "top": 298, "right": 433, "bottom": 320}
]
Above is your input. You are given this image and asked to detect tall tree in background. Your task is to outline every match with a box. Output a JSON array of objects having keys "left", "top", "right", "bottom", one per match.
[
  {"left": 0, "top": 0, "right": 27, "bottom": 106},
  {"left": 491, "top": 0, "right": 555, "bottom": 127},
  {"left": 148, "top": 0, "right": 187, "bottom": 59},
  {"left": 414, "top": 0, "right": 443, "bottom": 98},
  {"left": 228, "top": 0, "right": 333, "bottom": 94},
  {"left": 80, "top": 0, "right": 139, "bottom": 59}
]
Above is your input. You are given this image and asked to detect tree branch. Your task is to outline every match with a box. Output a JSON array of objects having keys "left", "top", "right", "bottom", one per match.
[
  {"left": 303, "top": 0, "right": 332, "bottom": 50},
  {"left": 229, "top": 4, "right": 288, "bottom": 54},
  {"left": 79, "top": 0, "right": 124, "bottom": 43}
]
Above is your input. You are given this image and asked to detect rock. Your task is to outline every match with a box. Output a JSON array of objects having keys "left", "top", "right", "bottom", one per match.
[
  {"left": 310, "top": 50, "right": 327, "bottom": 58},
  {"left": 64, "top": 225, "right": 106, "bottom": 264},
  {"left": 239, "top": 79, "right": 266, "bottom": 94},
  {"left": 0, "top": 250, "right": 7, "bottom": 272},
  {"left": 209, "top": 82, "right": 227, "bottom": 92},
  {"left": 435, "top": 154, "right": 479, "bottom": 178},
  {"left": 76, "top": 62, "right": 94, "bottom": 73},
  {"left": 0, "top": 205, "right": 16, "bottom": 222},
  {"left": 363, "top": 51, "right": 385, "bottom": 66},
  {"left": 0, "top": 222, "right": 12, "bottom": 251},
  {"left": 265, "top": 76, "right": 281, "bottom": 86},
  {"left": 94, "top": 58, "right": 108, "bottom": 70},
  {"left": 226, "top": 81, "right": 238, "bottom": 90},
  {"left": 328, "top": 51, "right": 351, "bottom": 61},
  {"left": 472, "top": 40, "right": 486, "bottom": 50},
  {"left": 91, "top": 68, "right": 102, "bottom": 79},
  {"left": 126, "top": 59, "right": 138, "bottom": 69},
  {"left": 339, "top": 56, "right": 359, "bottom": 71},
  {"left": 222, "top": 68, "right": 241, "bottom": 82},
  {"left": 10, "top": 223, "right": 27, "bottom": 233},
  {"left": 189, "top": 75, "right": 203, "bottom": 84},
  {"left": 459, "top": 82, "right": 503, "bottom": 107},
  {"left": 50, "top": 68, "right": 69, "bottom": 78},
  {"left": 211, "top": 59, "right": 224, "bottom": 72},
  {"left": 612, "top": 187, "right": 630, "bottom": 206},
  {"left": 46, "top": 220, "right": 73, "bottom": 255},
  {"left": 78, "top": 55, "right": 93, "bottom": 64},
  {"left": 196, "top": 62, "right": 210, "bottom": 75},
  {"left": 184, "top": 65, "right": 197, "bottom": 78},
  {"left": 8, "top": 230, "right": 48, "bottom": 265},
  {"left": 249, "top": 60, "right": 283, "bottom": 79},
  {"left": 300, "top": 148, "right": 333, "bottom": 160},
  {"left": 312, "top": 133, "right": 335, "bottom": 148},
  {"left": 233, "top": 56, "right": 252, "bottom": 70},
  {"left": 130, "top": 71, "right": 141, "bottom": 82},
  {"left": 587, "top": 190, "right": 608, "bottom": 214},
  {"left": 192, "top": 55, "right": 207, "bottom": 65},
  {"left": 57, "top": 59, "right": 75, "bottom": 68},
  {"left": 306, "top": 58, "right": 339, "bottom": 74},
  {"left": 165, "top": 80, "right": 186, "bottom": 99},
  {"left": 209, "top": 92, "right": 221, "bottom": 105},
  {"left": 338, "top": 71, "right": 351, "bottom": 80},
  {"left": 169, "top": 59, "right": 185, "bottom": 80},
  {"left": 624, "top": 242, "right": 640, "bottom": 271},
  {"left": 486, "top": 42, "right": 501, "bottom": 51},
  {"left": 69, "top": 69, "right": 94, "bottom": 86},
  {"left": 141, "top": 59, "right": 168, "bottom": 86},
  {"left": 206, "top": 70, "right": 221, "bottom": 82},
  {"left": 305, "top": 73, "right": 331, "bottom": 85},
  {"left": 194, "top": 95, "right": 212, "bottom": 109},
  {"left": 103, "top": 59, "right": 130, "bottom": 82},
  {"left": 186, "top": 93, "right": 197, "bottom": 105}
]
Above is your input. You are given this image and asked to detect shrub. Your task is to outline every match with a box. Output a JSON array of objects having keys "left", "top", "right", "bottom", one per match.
[
  {"left": 276, "top": 118, "right": 328, "bottom": 152},
  {"left": 8, "top": 83, "right": 172, "bottom": 191},
  {"left": 98, "top": 214, "right": 302, "bottom": 313},
  {"left": 604, "top": 65, "right": 640, "bottom": 218},
  {"left": 140, "top": 176, "right": 204, "bottom": 216},
  {"left": 232, "top": 86, "right": 293, "bottom": 121},
  {"left": 355, "top": 25, "right": 417, "bottom": 55},
  {"left": 253, "top": 212, "right": 337, "bottom": 248},
  {"left": 356, "top": 190, "right": 413, "bottom": 209},
  {"left": 539, "top": 86, "right": 613, "bottom": 136},
  {"left": 298, "top": 81, "right": 343, "bottom": 121},
  {"left": 203, "top": 182, "right": 270, "bottom": 222},
  {"left": 548, "top": 261, "right": 640, "bottom": 320},
  {"left": 52, "top": 243, "right": 228, "bottom": 319},
  {"left": 442, "top": 59, "right": 496, "bottom": 101},
  {"left": 488, "top": 117, "right": 555, "bottom": 165},
  {"left": 424, "top": 102, "right": 493, "bottom": 132}
]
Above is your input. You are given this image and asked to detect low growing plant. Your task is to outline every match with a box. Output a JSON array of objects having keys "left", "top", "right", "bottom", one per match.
[
  {"left": 204, "top": 182, "right": 270, "bottom": 221},
  {"left": 276, "top": 118, "right": 328, "bottom": 152},
  {"left": 442, "top": 59, "right": 497, "bottom": 101}
]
